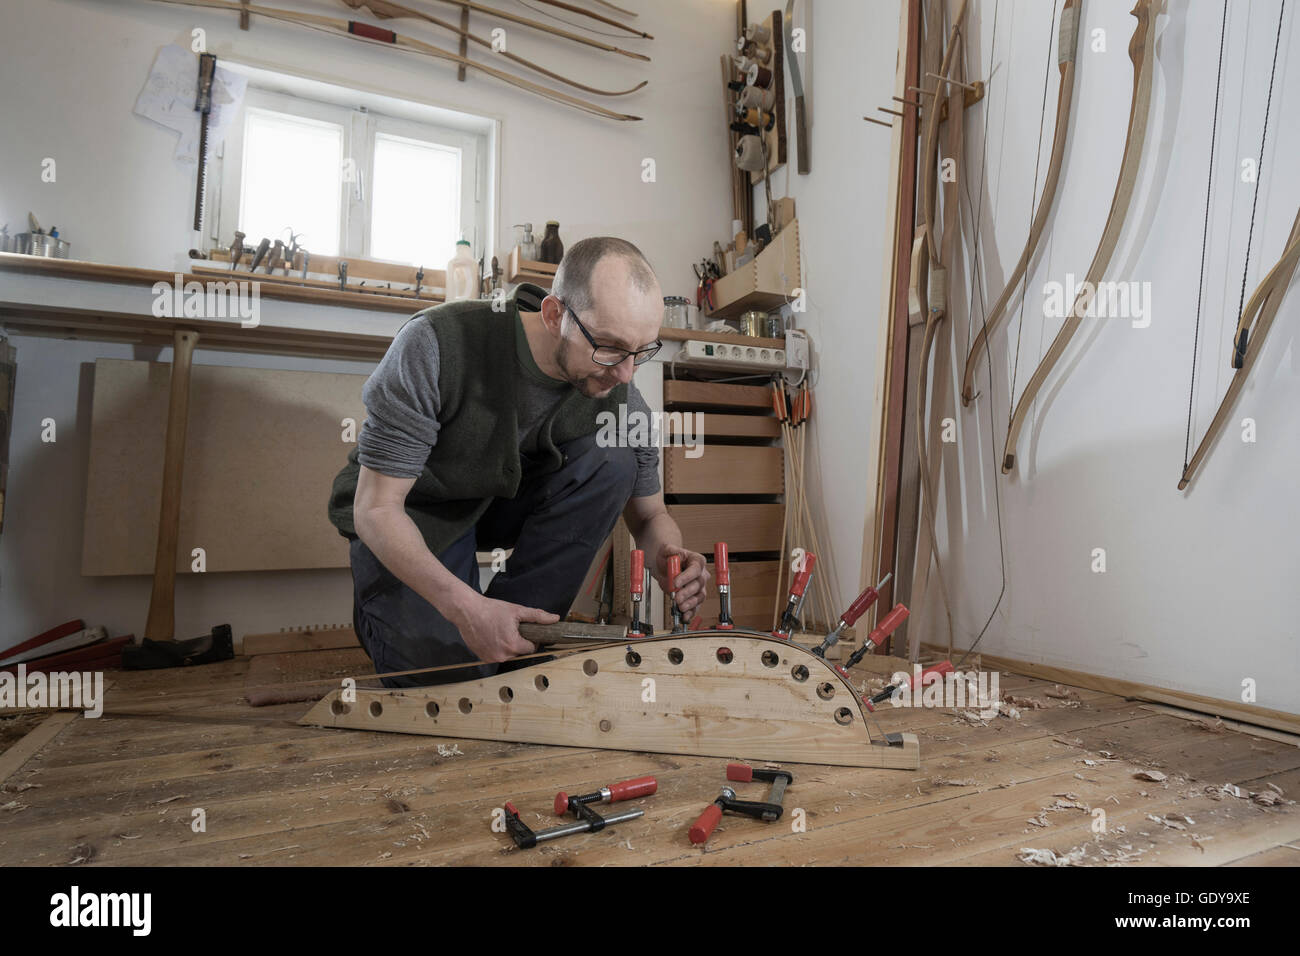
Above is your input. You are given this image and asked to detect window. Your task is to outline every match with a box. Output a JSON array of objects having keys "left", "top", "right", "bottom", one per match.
[{"left": 215, "top": 74, "right": 492, "bottom": 269}]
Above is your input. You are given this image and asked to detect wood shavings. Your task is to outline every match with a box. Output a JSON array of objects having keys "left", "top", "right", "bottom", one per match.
[
  {"left": 1045, "top": 685, "right": 1082, "bottom": 701},
  {"left": 1198, "top": 718, "right": 1227, "bottom": 734},
  {"left": 1027, "top": 815, "right": 1048, "bottom": 828},
  {"left": 154, "top": 794, "right": 187, "bottom": 804},
  {"left": 1148, "top": 814, "right": 1186, "bottom": 830},
  {"left": 934, "top": 778, "right": 977, "bottom": 787},
  {"left": 1253, "top": 790, "right": 1281, "bottom": 807},
  {"left": 1133, "top": 770, "right": 1167, "bottom": 782},
  {"left": 436, "top": 743, "right": 464, "bottom": 757},
  {"left": 1, "top": 800, "right": 28, "bottom": 812},
  {"left": 1267, "top": 783, "right": 1285, "bottom": 795},
  {"left": 955, "top": 710, "right": 988, "bottom": 726},
  {"left": 1003, "top": 694, "right": 1046, "bottom": 710},
  {"left": 1080, "top": 759, "right": 1098, "bottom": 767},
  {"left": 1018, "top": 846, "right": 1087, "bottom": 867},
  {"left": 3, "top": 782, "right": 42, "bottom": 792}
]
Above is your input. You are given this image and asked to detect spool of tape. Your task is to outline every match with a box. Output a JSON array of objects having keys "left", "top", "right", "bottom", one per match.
[
  {"left": 735, "top": 134, "right": 765, "bottom": 172},
  {"left": 745, "top": 23, "right": 772, "bottom": 45},
  {"left": 746, "top": 62, "right": 773, "bottom": 89},
  {"left": 738, "top": 85, "right": 776, "bottom": 111},
  {"left": 738, "top": 107, "right": 775, "bottom": 129}
]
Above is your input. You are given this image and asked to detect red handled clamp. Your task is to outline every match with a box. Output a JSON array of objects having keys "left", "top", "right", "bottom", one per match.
[
  {"left": 773, "top": 552, "right": 817, "bottom": 639},
  {"left": 813, "top": 573, "right": 892, "bottom": 658},
  {"left": 832, "top": 603, "right": 911, "bottom": 683},
  {"left": 714, "top": 542, "right": 734, "bottom": 630},
  {"left": 690, "top": 763, "right": 794, "bottom": 846},
  {"left": 666, "top": 554, "right": 686, "bottom": 633},
  {"left": 628, "top": 549, "right": 652, "bottom": 637}
]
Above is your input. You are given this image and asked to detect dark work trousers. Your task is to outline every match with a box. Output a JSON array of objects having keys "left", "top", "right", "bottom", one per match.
[{"left": 350, "top": 434, "right": 637, "bottom": 688}]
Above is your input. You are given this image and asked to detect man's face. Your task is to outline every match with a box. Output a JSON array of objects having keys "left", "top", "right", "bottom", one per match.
[{"left": 551, "top": 258, "right": 662, "bottom": 399}]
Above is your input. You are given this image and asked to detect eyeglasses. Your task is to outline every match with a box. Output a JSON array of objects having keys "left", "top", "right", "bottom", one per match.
[{"left": 561, "top": 301, "right": 662, "bottom": 367}]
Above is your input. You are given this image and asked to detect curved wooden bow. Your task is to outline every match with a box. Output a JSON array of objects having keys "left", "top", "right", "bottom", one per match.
[
  {"left": 150, "top": 0, "right": 643, "bottom": 121},
  {"left": 909, "top": 0, "right": 969, "bottom": 655},
  {"left": 343, "top": 0, "right": 648, "bottom": 96},
  {"left": 1180, "top": 206, "right": 1300, "bottom": 490},
  {"left": 961, "top": 0, "right": 1082, "bottom": 406},
  {"left": 1002, "top": 0, "right": 1161, "bottom": 474}
]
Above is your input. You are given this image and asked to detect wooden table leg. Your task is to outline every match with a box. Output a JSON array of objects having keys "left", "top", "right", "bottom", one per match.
[{"left": 144, "top": 329, "right": 198, "bottom": 642}]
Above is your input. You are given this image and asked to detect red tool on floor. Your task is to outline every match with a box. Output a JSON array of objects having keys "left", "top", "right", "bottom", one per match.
[
  {"left": 690, "top": 762, "right": 793, "bottom": 846},
  {"left": 554, "top": 775, "right": 657, "bottom": 815},
  {"left": 714, "top": 542, "right": 734, "bottom": 629},
  {"left": 503, "top": 775, "right": 657, "bottom": 850},
  {"left": 773, "top": 552, "right": 816, "bottom": 639},
  {"left": 812, "top": 572, "right": 892, "bottom": 658}
]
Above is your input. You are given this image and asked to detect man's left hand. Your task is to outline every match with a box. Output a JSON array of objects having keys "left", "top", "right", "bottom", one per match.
[{"left": 657, "top": 545, "right": 710, "bottom": 620}]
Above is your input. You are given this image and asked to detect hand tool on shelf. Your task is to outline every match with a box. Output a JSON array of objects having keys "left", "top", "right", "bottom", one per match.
[
  {"left": 865, "top": 660, "right": 954, "bottom": 711},
  {"left": 338, "top": 260, "right": 348, "bottom": 291},
  {"left": 503, "top": 798, "right": 644, "bottom": 850},
  {"left": 690, "top": 763, "right": 793, "bottom": 846},
  {"left": 265, "top": 238, "right": 284, "bottom": 274},
  {"left": 628, "top": 549, "right": 652, "bottom": 636},
  {"left": 812, "top": 573, "right": 892, "bottom": 658},
  {"left": 833, "top": 603, "right": 911, "bottom": 677},
  {"left": 247, "top": 237, "right": 271, "bottom": 273},
  {"left": 714, "top": 541, "right": 734, "bottom": 629},
  {"left": 773, "top": 551, "right": 816, "bottom": 639},
  {"left": 554, "top": 775, "right": 657, "bottom": 815},
  {"left": 666, "top": 553, "right": 685, "bottom": 633},
  {"left": 229, "top": 231, "right": 245, "bottom": 271},
  {"left": 192, "top": 52, "right": 217, "bottom": 232}
]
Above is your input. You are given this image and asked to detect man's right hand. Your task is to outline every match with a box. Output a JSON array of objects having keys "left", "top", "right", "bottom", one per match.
[{"left": 450, "top": 595, "right": 559, "bottom": 664}]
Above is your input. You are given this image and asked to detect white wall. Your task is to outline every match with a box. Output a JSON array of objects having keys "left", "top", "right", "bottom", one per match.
[
  {"left": 927, "top": 0, "right": 1300, "bottom": 714},
  {"left": 0, "top": 0, "right": 734, "bottom": 649}
]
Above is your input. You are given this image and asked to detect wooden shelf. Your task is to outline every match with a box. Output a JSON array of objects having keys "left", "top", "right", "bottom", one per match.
[{"left": 658, "top": 327, "right": 785, "bottom": 350}]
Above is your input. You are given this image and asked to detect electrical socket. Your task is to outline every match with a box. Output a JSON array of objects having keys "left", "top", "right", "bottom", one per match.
[{"left": 677, "top": 339, "right": 787, "bottom": 370}]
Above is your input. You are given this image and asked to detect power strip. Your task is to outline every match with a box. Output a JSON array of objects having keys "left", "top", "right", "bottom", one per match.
[{"left": 677, "top": 339, "right": 787, "bottom": 370}]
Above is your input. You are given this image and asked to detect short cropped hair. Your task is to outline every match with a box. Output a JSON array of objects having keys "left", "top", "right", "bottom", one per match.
[{"left": 551, "top": 236, "right": 658, "bottom": 314}]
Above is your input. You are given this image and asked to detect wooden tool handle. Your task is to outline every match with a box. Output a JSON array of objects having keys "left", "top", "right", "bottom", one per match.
[{"left": 518, "top": 621, "right": 627, "bottom": 646}]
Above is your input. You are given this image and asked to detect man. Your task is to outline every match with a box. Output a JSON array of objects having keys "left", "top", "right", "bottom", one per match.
[{"left": 328, "top": 237, "right": 709, "bottom": 687}]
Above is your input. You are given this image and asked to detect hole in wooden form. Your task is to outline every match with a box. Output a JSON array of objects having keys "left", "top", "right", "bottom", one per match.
[
  {"left": 331, "top": 699, "right": 350, "bottom": 717},
  {"left": 626, "top": 650, "right": 642, "bottom": 667},
  {"left": 817, "top": 682, "right": 835, "bottom": 700},
  {"left": 425, "top": 701, "right": 440, "bottom": 718},
  {"left": 368, "top": 700, "right": 383, "bottom": 717},
  {"left": 791, "top": 665, "right": 809, "bottom": 682},
  {"left": 459, "top": 698, "right": 473, "bottom": 714},
  {"left": 499, "top": 687, "right": 514, "bottom": 703},
  {"left": 599, "top": 719, "right": 612, "bottom": 733},
  {"left": 535, "top": 675, "right": 549, "bottom": 691},
  {"left": 716, "top": 647, "right": 734, "bottom": 664},
  {"left": 834, "top": 707, "right": 854, "bottom": 725},
  {"left": 761, "top": 650, "right": 780, "bottom": 668},
  {"left": 668, "top": 648, "right": 684, "bottom": 665},
  {"left": 583, "top": 659, "right": 599, "bottom": 676}
]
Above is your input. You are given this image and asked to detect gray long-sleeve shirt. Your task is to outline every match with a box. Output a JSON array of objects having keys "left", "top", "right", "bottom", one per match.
[{"left": 357, "top": 314, "right": 661, "bottom": 498}]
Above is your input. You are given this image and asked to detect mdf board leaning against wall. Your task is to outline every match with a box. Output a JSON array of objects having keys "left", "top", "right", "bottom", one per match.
[{"left": 82, "top": 359, "right": 367, "bottom": 575}]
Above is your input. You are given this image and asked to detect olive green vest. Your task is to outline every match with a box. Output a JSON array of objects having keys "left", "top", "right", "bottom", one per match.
[{"left": 327, "top": 285, "right": 628, "bottom": 556}]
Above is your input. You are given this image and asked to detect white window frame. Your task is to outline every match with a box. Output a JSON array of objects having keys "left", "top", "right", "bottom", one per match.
[{"left": 217, "top": 86, "right": 487, "bottom": 267}]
